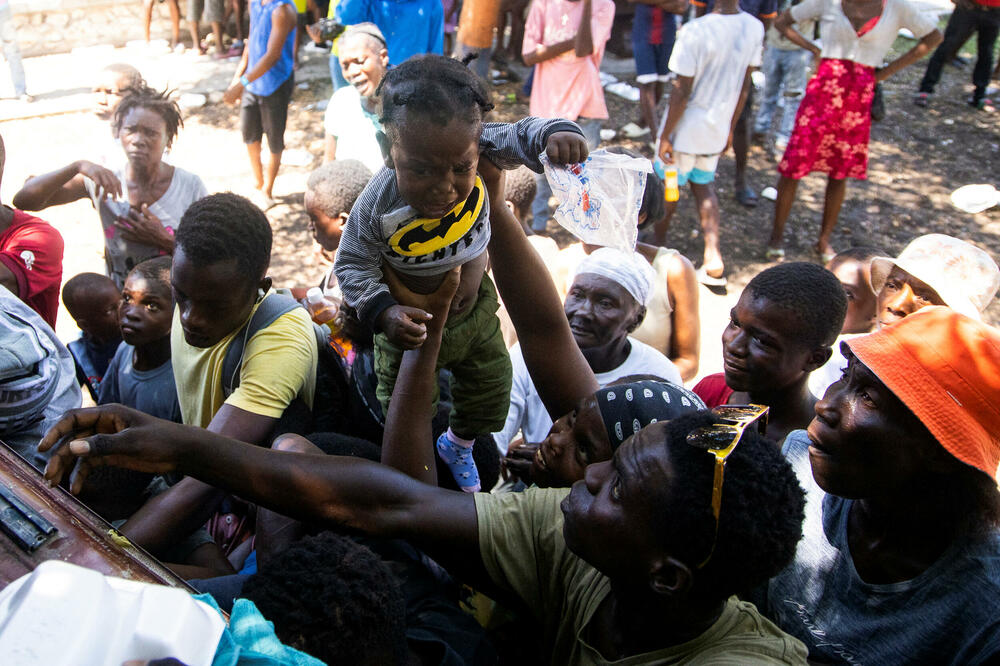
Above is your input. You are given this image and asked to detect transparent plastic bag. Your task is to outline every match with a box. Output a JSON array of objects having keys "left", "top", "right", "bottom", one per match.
[{"left": 540, "top": 149, "right": 652, "bottom": 253}]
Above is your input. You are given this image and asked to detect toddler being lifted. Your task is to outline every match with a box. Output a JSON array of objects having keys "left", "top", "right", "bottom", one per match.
[{"left": 335, "top": 55, "right": 588, "bottom": 491}]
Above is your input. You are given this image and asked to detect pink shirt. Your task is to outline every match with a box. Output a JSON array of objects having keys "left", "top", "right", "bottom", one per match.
[{"left": 522, "top": 0, "right": 615, "bottom": 121}]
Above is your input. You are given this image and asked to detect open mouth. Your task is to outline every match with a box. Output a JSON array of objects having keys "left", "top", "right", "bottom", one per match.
[{"left": 534, "top": 445, "right": 550, "bottom": 472}]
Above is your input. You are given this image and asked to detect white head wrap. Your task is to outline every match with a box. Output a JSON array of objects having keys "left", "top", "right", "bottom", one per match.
[{"left": 572, "top": 247, "right": 656, "bottom": 306}]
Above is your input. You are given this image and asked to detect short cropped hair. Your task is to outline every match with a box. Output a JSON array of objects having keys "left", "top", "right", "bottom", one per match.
[
  {"left": 113, "top": 83, "right": 184, "bottom": 148},
  {"left": 829, "top": 245, "right": 886, "bottom": 269},
  {"left": 377, "top": 54, "right": 493, "bottom": 140},
  {"left": 62, "top": 272, "right": 118, "bottom": 313},
  {"left": 306, "top": 160, "right": 373, "bottom": 218},
  {"left": 242, "top": 532, "right": 408, "bottom": 665},
  {"left": 745, "top": 262, "right": 847, "bottom": 348},
  {"left": 175, "top": 192, "right": 272, "bottom": 281},
  {"left": 128, "top": 256, "right": 172, "bottom": 288},
  {"left": 102, "top": 63, "right": 144, "bottom": 91},
  {"left": 504, "top": 165, "right": 537, "bottom": 214},
  {"left": 655, "top": 411, "right": 806, "bottom": 602}
]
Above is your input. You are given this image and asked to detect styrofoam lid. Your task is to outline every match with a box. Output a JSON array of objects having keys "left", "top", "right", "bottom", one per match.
[{"left": 0, "top": 561, "right": 225, "bottom": 666}]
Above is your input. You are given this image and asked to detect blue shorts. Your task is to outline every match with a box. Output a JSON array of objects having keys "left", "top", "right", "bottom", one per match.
[{"left": 632, "top": 6, "right": 676, "bottom": 82}]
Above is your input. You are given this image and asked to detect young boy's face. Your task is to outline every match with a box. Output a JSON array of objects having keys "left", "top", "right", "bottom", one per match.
[
  {"left": 386, "top": 113, "right": 480, "bottom": 219},
  {"left": 832, "top": 258, "right": 877, "bottom": 335},
  {"left": 304, "top": 189, "right": 347, "bottom": 254},
  {"left": 721, "top": 291, "right": 818, "bottom": 393},
  {"left": 120, "top": 273, "right": 174, "bottom": 348},
  {"left": 71, "top": 284, "right": 122, "bottom": 345}
]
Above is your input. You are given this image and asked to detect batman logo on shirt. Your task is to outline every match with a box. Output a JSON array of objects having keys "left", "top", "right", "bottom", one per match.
[{"left": 388, "top": 176, "right": 485, "bottom": 257}]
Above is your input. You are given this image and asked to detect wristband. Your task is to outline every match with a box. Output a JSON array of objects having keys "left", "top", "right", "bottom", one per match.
[{"left": 239, "top": 75, "right": 251, "bottom": 88}]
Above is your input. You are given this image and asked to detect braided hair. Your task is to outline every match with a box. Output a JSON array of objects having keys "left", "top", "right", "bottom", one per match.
[
  {"left": 112, "top": 83, "right": 184, "bottom": 148},
  {"left": 376, "top": 54, "right": 494, "bottom": 141}
]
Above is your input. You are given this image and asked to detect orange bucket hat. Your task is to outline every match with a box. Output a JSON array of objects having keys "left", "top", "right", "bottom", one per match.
[{"left": 847, "top": 307, "right": 1000, "bottom": 478}]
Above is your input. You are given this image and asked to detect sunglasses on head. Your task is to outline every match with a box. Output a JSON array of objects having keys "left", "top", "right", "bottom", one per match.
[{"left": 685, "top": 404, "right": 769, "bottom": 569}]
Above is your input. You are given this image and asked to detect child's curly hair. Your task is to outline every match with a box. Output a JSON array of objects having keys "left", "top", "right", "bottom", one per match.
[{"left": 376, "top": 54, "right": 494, "bottom": 140}]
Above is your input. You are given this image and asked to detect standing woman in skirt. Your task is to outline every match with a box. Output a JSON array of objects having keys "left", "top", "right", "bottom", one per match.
[{"left": 766, "top": 0, "right": 941, "bottom": 262}]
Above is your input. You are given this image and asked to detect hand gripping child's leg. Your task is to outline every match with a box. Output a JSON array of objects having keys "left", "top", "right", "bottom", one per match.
[{"left": 436, "top": 427, "right": 481, "bottom": 492}]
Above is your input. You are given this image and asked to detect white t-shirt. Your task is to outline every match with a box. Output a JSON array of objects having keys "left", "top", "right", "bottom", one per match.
[
  {"left": 493, "top": 338, "right": 683, "bottom": 455},
  {"left": 323, "top": 85, "right": 385, "bottom": 174},
  {"left": 667, "top": 12, "right": 764, "bottom": 155},
  {"left": 84, "top": 165, "right": 207, "bottom": 287},
  {"left": 790, "top": 0, "right": 936, "bottom": 69}
]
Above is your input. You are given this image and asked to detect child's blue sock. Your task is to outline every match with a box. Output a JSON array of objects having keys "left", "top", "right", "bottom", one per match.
[{"left": 436, "top": 428, "right": 480, "bottom": 493}]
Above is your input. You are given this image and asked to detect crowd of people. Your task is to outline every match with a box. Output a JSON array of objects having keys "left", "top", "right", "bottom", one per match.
[{"left": 0, "top": 0, "right": 998, "bottom": 663}]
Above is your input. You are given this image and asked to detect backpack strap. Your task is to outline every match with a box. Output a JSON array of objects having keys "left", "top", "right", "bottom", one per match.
[{"left": 221, "top": 293, "right": 301, "bottom": 397}]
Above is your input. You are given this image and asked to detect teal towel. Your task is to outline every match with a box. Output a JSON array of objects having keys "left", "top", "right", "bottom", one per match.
[{"left": 194, "top": 593, "right": 326, "bottom": 666}]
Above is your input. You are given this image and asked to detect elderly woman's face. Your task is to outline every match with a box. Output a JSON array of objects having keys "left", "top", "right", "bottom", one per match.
[
  {"left": 564, "top": 273, "right": 640, "bottom": 352},
  {"left": 806, "top": 347, "right": 939, "bottom": 499},
  {"left": 339, "top": 38, "right": 389, "bottom": 99}
]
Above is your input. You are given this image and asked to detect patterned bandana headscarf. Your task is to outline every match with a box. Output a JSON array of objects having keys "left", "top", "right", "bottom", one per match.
[{"left": 595, "top": 380, "right": 706, "bottom": 450}]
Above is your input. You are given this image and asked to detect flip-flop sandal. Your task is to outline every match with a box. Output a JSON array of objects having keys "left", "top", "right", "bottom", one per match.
[
  {"left": 736, "top": 186, "right": 759, "bottom": 208},
  {"left": 914, "top": 92, "right": 930, "bottom": 108},
  {"left": 765, "top": 247, "right": 785, "bottom": 262},
  {"left": 696, "top": 266, "right": 728, "bottom": 287}
]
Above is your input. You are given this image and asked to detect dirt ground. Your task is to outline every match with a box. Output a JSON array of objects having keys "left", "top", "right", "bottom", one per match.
[{"left": 1, "top": 31, "right": 997, "bottom": 384}]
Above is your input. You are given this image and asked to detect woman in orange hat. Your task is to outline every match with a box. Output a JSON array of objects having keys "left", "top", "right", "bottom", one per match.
[{"left": 754, "top": 306, "right": 1000, "bottom": 664}]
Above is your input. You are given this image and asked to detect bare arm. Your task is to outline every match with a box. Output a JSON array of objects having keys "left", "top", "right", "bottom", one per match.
[
  {"left": 118, "top": 404, "right": 278, "bottom": 554},
  {"left": 13, "top": 161, "right": 116, "bottom": 211},
  {"left": 522, "top": 37, "right": 576, "bottom": 66},
  {"left": 657, "top": 74, "right": 693, "bottom": 162},
  {"left": 728, "top": 69, "right": 753, "bottom": 146},
  {"left": 523, "top": 0, "right": 595, "bottom": 66},
  {"left": 39, "top": 406, "right": 483, "bottom": 583},
  {"left": 224, "top": 4, "right": 295, "bottom": 103},
  {"left": 482, "top": 161, "right": 598, "bottom": 420},
  {"left": 665, "top": 252, "right": 700, "bottom": 381},
  {"left": 775, "top": 9, "right": 820, "bottom": 56},
  {"left": 380, "top": 267, "right": 460, "bottom": 484},
  {"left": 0, "top": 263, "right": 17, "bottom": 296},
  {"left": 574, "top": 0, "right": 594, "bottom": 58},
  {"left": 876, "top": 28, "right": 942, "bottom": 82},
  {"left": 323, "top": 134, "right": 337, "bottom": 163}
]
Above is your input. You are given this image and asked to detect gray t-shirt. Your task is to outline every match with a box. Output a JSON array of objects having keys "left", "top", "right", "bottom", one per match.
[
  {"left": 84, "top": 165, "right": 207, "bottom": 288},
  {"left": 0, "top": 286, "right": 82, "bottom": 470},
  {"left": 754, "top": 430, "right": 1000, "bottom": 665},
  {"left": 97, "top": 342, "right": 181, "bottom": 423}
]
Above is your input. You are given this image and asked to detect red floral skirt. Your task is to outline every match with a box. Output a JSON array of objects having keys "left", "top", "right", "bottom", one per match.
[{"left": 778, "top": 58, "right": 876, "bottom": 180}]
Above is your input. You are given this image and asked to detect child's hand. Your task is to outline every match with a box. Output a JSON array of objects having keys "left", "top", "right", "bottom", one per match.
[
  {"left": 545, "top": 131, "right": 590, "bottom": 164},
  {"left": 378, "top": 304, "right": 433, "bottom": 349},
  {"left": 384, "top": 265, "right": 461, "bottom": 325}
]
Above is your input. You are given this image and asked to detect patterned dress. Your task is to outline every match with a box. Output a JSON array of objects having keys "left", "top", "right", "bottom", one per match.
[{"left": 778, "top": 57, "right": 876, "bottom": 180}]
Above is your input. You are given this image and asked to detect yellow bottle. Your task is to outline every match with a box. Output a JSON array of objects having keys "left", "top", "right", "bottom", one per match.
[{"left": 663, "top": 164, "right": 680, "bottom": 202}]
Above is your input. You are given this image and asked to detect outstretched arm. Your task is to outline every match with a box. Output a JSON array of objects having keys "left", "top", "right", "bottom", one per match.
[
  {"left": 482, "top": 160, "right": 598, "bottom": 419},
  {"left": 39, "top": 406, "right": 482, "bottom": 577},
  {"left": 13, "top": 161, "right": 118, "bottom": 210},
  {"left": 380, "top": 266, "right": 460, "bottom": 483}
]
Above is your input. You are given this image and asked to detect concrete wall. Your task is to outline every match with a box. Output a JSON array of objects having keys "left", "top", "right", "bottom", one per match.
[{"left": 8, "top": 0, "right": 208, "bottom": 58}]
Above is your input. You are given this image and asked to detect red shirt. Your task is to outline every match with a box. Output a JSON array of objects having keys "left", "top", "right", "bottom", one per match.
[
  {"left": 0, "top": 210, "right": 64, "bottom": 328},
  {"left": 693, "top": 372, "right": 735, "bottom": 408}
]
